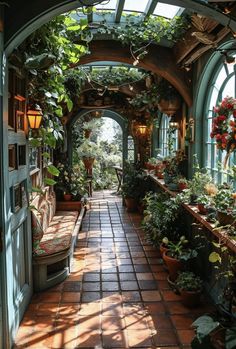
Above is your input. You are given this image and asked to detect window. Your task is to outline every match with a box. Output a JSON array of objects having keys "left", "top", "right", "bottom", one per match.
[
  {"left": 204, "top": 56, "right": 236, "bottom": 183},
  {"left": 159, "top": 114, "right": 178, "bottom": 157},
  {"left": 127, "top": 135, "right": 135, "bottom": 162}
]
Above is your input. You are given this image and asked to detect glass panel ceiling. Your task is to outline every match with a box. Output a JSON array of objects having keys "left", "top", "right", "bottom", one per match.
[
  {"left": 123, "top": 0, "right": 149, "bottom": 13},
  {"left": 95, "top": 0, "right": 183, "bottom": 19}
]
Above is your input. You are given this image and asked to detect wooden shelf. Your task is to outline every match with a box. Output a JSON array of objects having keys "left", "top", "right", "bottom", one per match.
[{"left": 149, "top": 173, "right": 236, "bottom": 254}]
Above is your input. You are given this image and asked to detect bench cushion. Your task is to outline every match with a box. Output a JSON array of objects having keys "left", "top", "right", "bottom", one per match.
[{"left": 33, "top": 211, "right": 78, "bottom": 257}]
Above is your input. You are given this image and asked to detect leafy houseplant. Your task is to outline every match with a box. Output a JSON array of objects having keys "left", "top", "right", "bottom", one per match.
[
  {"left": 191, "top": 314, "right": 236, "bottom": 349},
  {"left": 176, "top": 271, "right": 203, "bottom": 307},
  {"left": 214, "top": 185, "right": 236, "bottom": 226},
  {"left": 82, "top": 118, "right": 102, "bottom": 138},
  {"left": 197, "top": 194, "right": 212, "bottom": 215},
  {"left": 162, "top": 236, "right": 198, "bottom": 281},
  {"left": 121, "top": 162, "right": 146, "bottom": 212}
]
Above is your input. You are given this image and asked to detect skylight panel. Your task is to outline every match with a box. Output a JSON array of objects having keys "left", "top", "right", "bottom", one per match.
[
  {"left": 96, "top": 0, "right": 117, "bottom": 10},
  {"left": 123, "top": 0, "right": 149, "bottom": 13},
  {"left": 153, "top": 3, "right": 183, "bottom": 19}
]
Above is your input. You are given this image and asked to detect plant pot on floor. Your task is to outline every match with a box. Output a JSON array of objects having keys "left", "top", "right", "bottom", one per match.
[
  {"left": 124, "top": 197, "right": 137, "bottom": 212},
  {"left": 179, "top": 289, "right": 202, "bottom": 307},
  {"left": 64, "top": 193, "right": 73, "bottom": 201},
  {"left": 162, "top": 251, "right": 182, "bottom": 282}
]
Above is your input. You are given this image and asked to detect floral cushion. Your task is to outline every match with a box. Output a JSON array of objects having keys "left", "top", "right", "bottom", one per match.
[{"left": 34, "top": 211, "right": 78, "bottom": 257}]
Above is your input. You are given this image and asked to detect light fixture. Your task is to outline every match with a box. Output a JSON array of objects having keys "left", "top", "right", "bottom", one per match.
[
  {"left": 27, "top": 107, "right": 43, "bottom": 129},
  {"left": 136, "top": 125, "right": 147, "bottom": 136},
  {"left": 221, "top": 50, "right": 235, "bottom": 65},
  {"left": 129, "top": 84, "right": 134, "bottom": 91},
  {"left": 169, "top": 121, "right": 179, "bottom": 129}
]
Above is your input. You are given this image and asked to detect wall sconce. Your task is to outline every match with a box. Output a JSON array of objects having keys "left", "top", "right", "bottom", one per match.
[
  {"left": 169, "top": 121, "right": 179, "bottom": 129},
  {"left": 136, "top": 125, "right": 147, "bottom": 137},
  {"left": 27, "top": 107, "right": 43, "bottom": 129},
  {"left": 221, "top": 50, "right": 235, "bottom": 65}
]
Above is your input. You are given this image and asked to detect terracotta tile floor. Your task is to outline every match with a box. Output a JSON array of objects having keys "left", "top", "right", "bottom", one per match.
[{"left": 14, "top": 190, "right": 212, "bottom": 349}]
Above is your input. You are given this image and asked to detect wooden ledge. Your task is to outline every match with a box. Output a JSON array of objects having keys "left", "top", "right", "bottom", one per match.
[{"left": 149, "top": 174, "right": 236, "bottom": 254}]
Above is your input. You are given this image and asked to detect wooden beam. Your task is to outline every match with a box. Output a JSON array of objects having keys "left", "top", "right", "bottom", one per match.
[
  {"left": 144, "top": 0, "right": 159, "bottom": 18},
  {"left": 115, "top": 0, "right": 125, "bottom": 23},
  {"left": 174, "top": 17, "right": 219, "bottom": 64},
  {"left": 76, "top": 40, "right": 193, "bottom": 106},
  {"left": 181, "top": 26, "right": 230, "bottom": 66}
]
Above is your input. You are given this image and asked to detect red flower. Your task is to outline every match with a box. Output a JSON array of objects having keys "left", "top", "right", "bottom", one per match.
[{"left": 218, "top": 115, "right": 227, "bottom": 121}]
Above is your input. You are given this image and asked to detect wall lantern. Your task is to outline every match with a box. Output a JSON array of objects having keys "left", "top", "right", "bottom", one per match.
[
  {"left": 27, "top": 107, "right": 43, "bottom": 129},
  {"left": 136, "top": 124, "right": 147, "bottom": 136},
  {"left": 169, "top": 121, "right": 179, "bottom": 129}
]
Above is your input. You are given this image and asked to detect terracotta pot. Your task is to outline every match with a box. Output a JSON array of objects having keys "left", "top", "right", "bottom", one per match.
[
  {"left": 210, "top": 328, "right": 225, "bottom": 349},
  {"left": 157, "top": 97, "right": 181, "bottom": 116},
  {"left": 217, "top": 211, "right": 235, "bottom": 226},
  {"left": 124, "top": 198, "right": 137, "bottom": 212},
  {"left": 160, "top": 244, "right": 168, "bottom": 259},
  {"left": 163, "top": 251, "right": 183, "bottom": 282},
  {"left": 198, "top": 203, "right": 207, "bottom": 215},
  {"left": 179, "top": 289, "right": 202, "bottom": 307},
  {"left": 179, "top": 182, "right": 187, "bottom": 191},
  {"left": 63, "top": 194, "right": 72, "bottom": 201},
  {"left": 82, "top": 157, "right": 95, "bottom": 170},
  {"left": 84, "top": 129, "right": 92, "bottom": 138},
  {"left": 137, "top": 203, "right": 144, "bottom": 215}
]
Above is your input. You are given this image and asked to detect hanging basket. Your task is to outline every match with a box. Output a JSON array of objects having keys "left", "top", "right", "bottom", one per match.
[
  {"left": 84, "top": 129, "right": 92, "bottom": 139},
  {"left": 82, "top": 157, "right": 95, "bottom": 170},
  {"left": 157, "top": 98, "right": 181, "bottom": 116}
]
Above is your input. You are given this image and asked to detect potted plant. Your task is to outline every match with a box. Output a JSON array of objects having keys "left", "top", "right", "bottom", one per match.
[
  {"left": 156, "top": 79, "right": 181, "bottom": 116},
  {"left": 77, "top": 140, "right": 100, "bottom": 170},
  {"left": 176, "top": 271, "right": 203, "bottom": 307},
  {"left": 197, "top": 194, "right": 212, "bottom": 215},
  {"left": 178, "top": 177, "right": 188, "bottom": 191},
  {"left": 82, "top": 118, "right": 102, "bottom": 138},
  {"left": 214, "top": 185, "right": 236, "bottom": 226},
  {"left": 162, "top": 236, "right": 198, "bottom": 281},
  {"left": 121, "top": 162, "right": 146, "bottom": 212}
]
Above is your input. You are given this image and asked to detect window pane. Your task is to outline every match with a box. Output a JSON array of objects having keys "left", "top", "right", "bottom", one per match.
[
  {"left": 96, "top": 0, "right": 117, "bottom": 10},
  {"left": 124, "top": 0, "right": 149, "bottom": 13},
  {"left": 222, "top": 75, "right": 235, "bottom": 97},
  {"left": 215, "top": 67, "right": 227, "bottom": 89},
  {"left": 153, "top": 3, "right": 183, "bottom": 18}
]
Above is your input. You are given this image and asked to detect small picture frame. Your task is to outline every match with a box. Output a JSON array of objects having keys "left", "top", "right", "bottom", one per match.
[{"left": 11, "top": 183, "right": 22, "bottom": 213}]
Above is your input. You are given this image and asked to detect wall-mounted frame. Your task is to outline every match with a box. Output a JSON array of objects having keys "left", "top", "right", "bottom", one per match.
[
  {"left": 10, "top": 183, "right": 22, "bottom": 213},
  {"left": 29, "top": 147, "right": 39, "bottom": 173},
  {"left": 21, "top": 181, "right": 28, "bottom": 208},
  {"left": 18, "top": 145, "right": 26, "bottom": 166},
  {"left": 8, "top": 144, "right": 17, "bottom": 171}
]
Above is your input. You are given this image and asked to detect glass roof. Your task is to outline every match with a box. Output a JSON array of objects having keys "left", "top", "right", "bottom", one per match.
[{"left": 95, "top": 0, "right": 183, "bottom": 19}]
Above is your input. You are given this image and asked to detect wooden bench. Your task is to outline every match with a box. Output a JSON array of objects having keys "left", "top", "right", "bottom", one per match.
[{"left": 31, "top": 190, "right": 85, "bottom": 292}]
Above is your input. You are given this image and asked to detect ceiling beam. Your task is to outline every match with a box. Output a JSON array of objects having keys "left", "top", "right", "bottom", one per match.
[
  {"left": 144, "top": 0, "right": 158, "bottom": 18},
  {"left": 115, "top": 0, "right": 125, "bottom": 23}
]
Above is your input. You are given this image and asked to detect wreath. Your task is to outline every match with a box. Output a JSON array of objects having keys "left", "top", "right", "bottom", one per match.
[{"left": 210, "top": 97, "right": 236, "bottom": 161}]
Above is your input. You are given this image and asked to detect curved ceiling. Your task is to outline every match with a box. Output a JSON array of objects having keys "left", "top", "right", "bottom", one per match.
[{"left": 4, "top": 0, "right": 236, "bottom": 54}]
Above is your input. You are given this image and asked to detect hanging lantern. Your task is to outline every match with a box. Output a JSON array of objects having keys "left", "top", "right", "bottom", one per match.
[{"left": 27, "top": 107, "right": 43, "bottom": 129}]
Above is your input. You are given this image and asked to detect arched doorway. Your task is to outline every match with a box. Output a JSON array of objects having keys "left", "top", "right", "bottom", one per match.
[{"left": 70, "top": 109, "right": 129, "bottom": 165}]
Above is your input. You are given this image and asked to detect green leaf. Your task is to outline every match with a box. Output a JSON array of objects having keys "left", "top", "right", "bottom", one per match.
[
  {"left": 226, "top": 326, "right": 236, "bottom": 349},
  {"left": 55, "top": 106, "right": 63, "bottom": 117},
  {"left": 209, "top": 252, "right": 221, "bottom": 263},
  {"left": 31, "top": 186, "right": 43, "bottom": 193},
  {"left": 67, "top": 25, "right": 81, "bottom": 31},
  {"left": 29, "top": 138, "right": 41, "bottom": 147},
  {"left": 47, "top": 165, "right": 60, "bottom": 177},
  {"left": 44, "top": 177, "right": 57, "bottom": 186},
  {"left": 67, "top": 98, "right": 73, "bottom": 112},
  {"left": 42, "top": 152, "right": 50, "bottom": 159},
  {"left": 192, "top": 316, "right": 220, "bottom": 342}
]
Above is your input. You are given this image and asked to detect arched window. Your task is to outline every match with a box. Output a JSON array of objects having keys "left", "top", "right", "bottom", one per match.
[
  {"left": 204, "top": 55, "right": 236, "bottom": 183},
  {"left": 127, "top": 135, "right": 135, "bottom": 162},
  {"left": 159, "top": 114, "right": 178, "bottom": 157}
]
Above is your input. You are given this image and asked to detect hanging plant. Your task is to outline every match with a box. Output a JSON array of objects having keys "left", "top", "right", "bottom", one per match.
[{"left": 210, "top": 96, "right": 236, "bottom": 165}]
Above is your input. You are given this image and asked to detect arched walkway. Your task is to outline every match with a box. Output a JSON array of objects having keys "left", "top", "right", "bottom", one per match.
[{"left": 14, "top": 191, "right": 212, "bottom": 349}]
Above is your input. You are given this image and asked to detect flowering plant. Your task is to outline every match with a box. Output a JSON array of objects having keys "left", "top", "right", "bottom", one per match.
[{"left": 210, "top": 96, "right": 236, "bottom": 155}]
